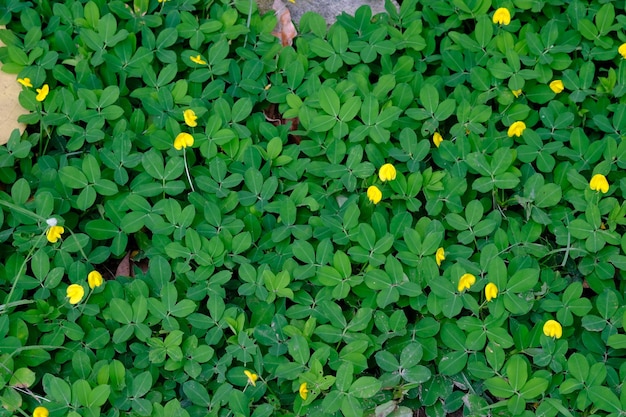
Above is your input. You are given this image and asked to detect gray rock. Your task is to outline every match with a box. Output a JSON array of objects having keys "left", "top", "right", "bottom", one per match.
[{"left": 257, "top": 0, "right": 398, "bottom": 25}]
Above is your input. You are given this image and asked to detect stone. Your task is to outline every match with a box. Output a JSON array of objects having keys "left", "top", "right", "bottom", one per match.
[{"left": 257, "top": 0, "right": 397, "bottom": 25}]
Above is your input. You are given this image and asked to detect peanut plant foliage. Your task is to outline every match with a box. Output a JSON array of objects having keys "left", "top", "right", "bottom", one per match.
[{"left": 2, "top": 0, "right": 626, "bottom": 416}]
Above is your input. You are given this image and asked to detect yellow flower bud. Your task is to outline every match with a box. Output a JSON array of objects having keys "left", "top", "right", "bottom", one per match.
[
  {"left": 18, "top": 78, "right": 33, "bottom": 87},
  {"left": 543, "top": 319, "right": 562, "bottom": 339},
  {"left": 435, "top": 247, "right": 445, "bottom": 267},
  {"left": 244, "top": 370, "right": 258, "bottom": 386},
  {"left": 507, "top": 121, "right": 526, "bottom": 137},
  {"left": 190, "top": 55, "right": 207, "bottom": 65},
  {"left": 46, "top": 225, "right": 64, "bottom": 243},
  {"left": 619, "top": 43, "right": 626, "bottom": 59},
  {"left": 589, "top": 173, "right": 609, "bottom": 193},
  {"left": 485, "top": 282, "right": 498, "bottom": 301},
  {"left": 33, "top": 406, "right": 49, "bottom": 417},
  {"left": 458, "top": 273, "right": 476, "bottom": 292},
  {"left": 299, "top": 382, "right": 308, "bottom": 400},
  {"left": 88, "top": 271, "right": 104, "bottom": 289},
  {"left": 36, "top": 84, "right": 49, "bottom": 101},
  {"left": 183, "top": 109, "right": 198, "bottom": 127},
  {"left": 174, "top": 132, "right": 194, "bottom": 150},
  {"left": 512, "top": 89, "right": 522, "bottom": 98},
  {"left": 378, "top": 163, "right": 397, "bottom": 182},
  {"left": 433, "top": 132, "right": 443, "bottom": 148},
  {"left": 367, "top": 185, "right": 382, "bottom": 204},
  {"left": 66, "top": 284, "right": 85, "bottom": 305},
  {"left": 492, "top": 8, "right": 511, "bottom": 25},
  {"left": 549, "top": 80, "right": 564, "bottom": 94}
]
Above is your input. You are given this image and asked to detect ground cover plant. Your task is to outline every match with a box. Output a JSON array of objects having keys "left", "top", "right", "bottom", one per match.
[{"left": 1, "top": 0, "right": 626, "bottom": 415}]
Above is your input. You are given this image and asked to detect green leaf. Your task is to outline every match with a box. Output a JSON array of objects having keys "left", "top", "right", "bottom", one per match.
[
  {"left": 182, "top": 380, "right": 211, "bottom": 407},
  {"left": 438, "top": 351, "right": 467, "bottom": 376},
  {"left": 349, "top": 376, "right": 381, "bottom": 398},
  {"left": 587, "top": 386, "right": 622, "bottom": 413},
  {"left": 506, "top": 356, "right": 527, "bottom": 391},
  {"left": 88, "top": 385, "right": 111, "bottom": 407},
  {"left": 420, "top": 84, "right": 439, "bottom": 114},
  {"left": 506, "top": 268, "right": 539, "bottom": 293},
  {"left": 484, "top": 377, "right": 514, "bottom": 398},
  {"left": 318, "top": 86, "right": 341, "bottom": 117}
]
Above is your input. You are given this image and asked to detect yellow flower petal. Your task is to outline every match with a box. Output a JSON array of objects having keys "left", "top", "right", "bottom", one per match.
[
  {"left": 549, "top": 80, "right": 564, "bottom": 94},
  {"left": 190, "top": 54, "right": 207, "bottom": 65},
  {"left": 36, "top": 84, "right": 49, "bottom": 101},
  {"left": 507, "top": 121, "right": 526, "bottom": 137},
  {"left": 367, "top": 185, "right": 382, "bottom": 204},
  {"left": 543, "top": 319, "right": 562, "bottom": 339},
  {"left": 174, "top": 132, "right": 194, "bottom": 150},
  {"left": 299, "top": 382, "right": 308, "bottom": 400},
  {"left": 433, "top": 132, "right": 443, "bottom": 148},
  {"left": 492, "top": 8, "right": 511, "bottom": 25},
  {"left": 512, "top": 89, "right": 522, "bottom": 98},
  {"left": 46, "top": 225, "right": 64, "bottom": 243},
  {"left": 88, "top": 271, "right": 104, "bottom": 289},
  {"left": 619, "top": 43, "right": 626, "bottom": 59},
  {"left": 458, "top": 273, "right": 476, "bottom": 292},
  {"left": 435, "top": 247, "right": 445, "bottom": 267},
  {"left": 33, "top": 406, "right": 49, "bottom": 417},
  {"left": 184, "top": 109, "right": 198, "bottom": 127},
  {"left": 66, "top": 284, "right": 85, "bottom": 305},
  {"left": 485, "top": 282, "right": 498, "bottom": 302},
  {"left": 244, "top": 370, "right": 258, "bottom": 387},
  {"left": 589, "top": 173, "right": 609, "bottom": 193},
  {"left": 18, "top": 78, "right": 33, "bottom": 88},
  {"left": 378, "top": 163, "right": 396, "bottom": 182}
]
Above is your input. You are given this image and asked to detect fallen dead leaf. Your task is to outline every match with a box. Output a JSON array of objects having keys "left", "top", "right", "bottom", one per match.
[
  {"left": 271, "top": 0, "right": 297, "bottom": 46},
  {"left": 0, "top": 25, "right": 27, "bottom": 145},
  {"left": 115, "top": 251, "right": 132, "bottom": 278}
]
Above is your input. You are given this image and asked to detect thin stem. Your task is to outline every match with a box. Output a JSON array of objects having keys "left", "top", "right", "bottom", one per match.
[
  {"left": 2, "top": 233, "right": 46, "bottom": 314},
  {"left": 183, "top": 148, "right": 195, "bottom": 192}
]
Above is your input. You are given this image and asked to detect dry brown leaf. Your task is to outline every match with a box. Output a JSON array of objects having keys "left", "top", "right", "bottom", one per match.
[
  {"left": 271, "top": 0, "right": 297, "bottom": 46},
  {"left": 0, "top": 25, "right": 27, "bottom": 145},
  {"left": 115, "top": 251, "right": 132, "bottom": 278}
]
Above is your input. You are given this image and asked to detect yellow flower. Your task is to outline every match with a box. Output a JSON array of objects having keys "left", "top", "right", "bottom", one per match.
[
  {"left": 190, "top": 55, "right": 207, "bottom": 65},
  {"left": 433, "top": 132, "right": 443, "bottom": 148},
  {"left": 367, "top": 185, "right": 382, "bottom": 204},
  {"left": 543, "top": 319, "right": 562, "bottom": 339},
  {"left": 619, "top": 43, "right": 626, "bottom": 59},
  {"left": 485, "top": 282, "right": 498, "bottom": 302},
  {"left": 88, "top": 271, "right": 104, "bottom": 289},
  {"left": 33, "top": 407, "right": 49, "bottom": 417},
  {"left": 458, "top": 273, "right": 476, "bottom": 292},
  {"left": 46, "top": 225, "right": 64, "bottom": 243},
  {"left": 435, "top": 247, "right": 445, "bottom": 267},
  {"left": 507, "top": 121, "right": 526, "bottom": 137},
  {"left": 184, "top": 109, "right": 198, "bottom": 127},
  {"left": 378, "top": 163, "right": 396, "bottom": 182},
  {"left": 66, "top": 284, "right": 85, "bottom": 305},
  {"left": 549, "top": 80, "right": 564, "bottom": 94},
  {"left": 244, "top": 370, "right": 258, "bottom": 387},
  {"left": 299, "top": 382, "right": 308, "bottom": 400},
  {"left": 589, "top": 173, "right": 609, "bottom": 193},
  {"left": 492, "top": 8, "right": 511, "bottom": 25},
  {"left": 174, "top": 132, "right": 194, "bottom": 150},
  {"left": 512, "top": 89, "right": 522, "bottom": 98},
  {"left": 18, "top": 78, "right": 33, "bottom": 87},
  {"left": 36, "top": 84, "right": 49, "bottom": 101}
]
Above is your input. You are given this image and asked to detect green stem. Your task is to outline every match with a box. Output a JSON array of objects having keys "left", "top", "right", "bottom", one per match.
[
  {"left": 183, "top": 148, "right": 195, "bottom": 192},
  {"left": 2, "top": 233, "right": 45, "bottom": 314},
  {"left": 0, "top": 199, "right": 47, "bottom": 223}
]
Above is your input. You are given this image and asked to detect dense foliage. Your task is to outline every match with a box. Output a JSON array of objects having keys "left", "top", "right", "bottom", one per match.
[{"left": 2, "top": 0, "right": 626, "bottom": 416}]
